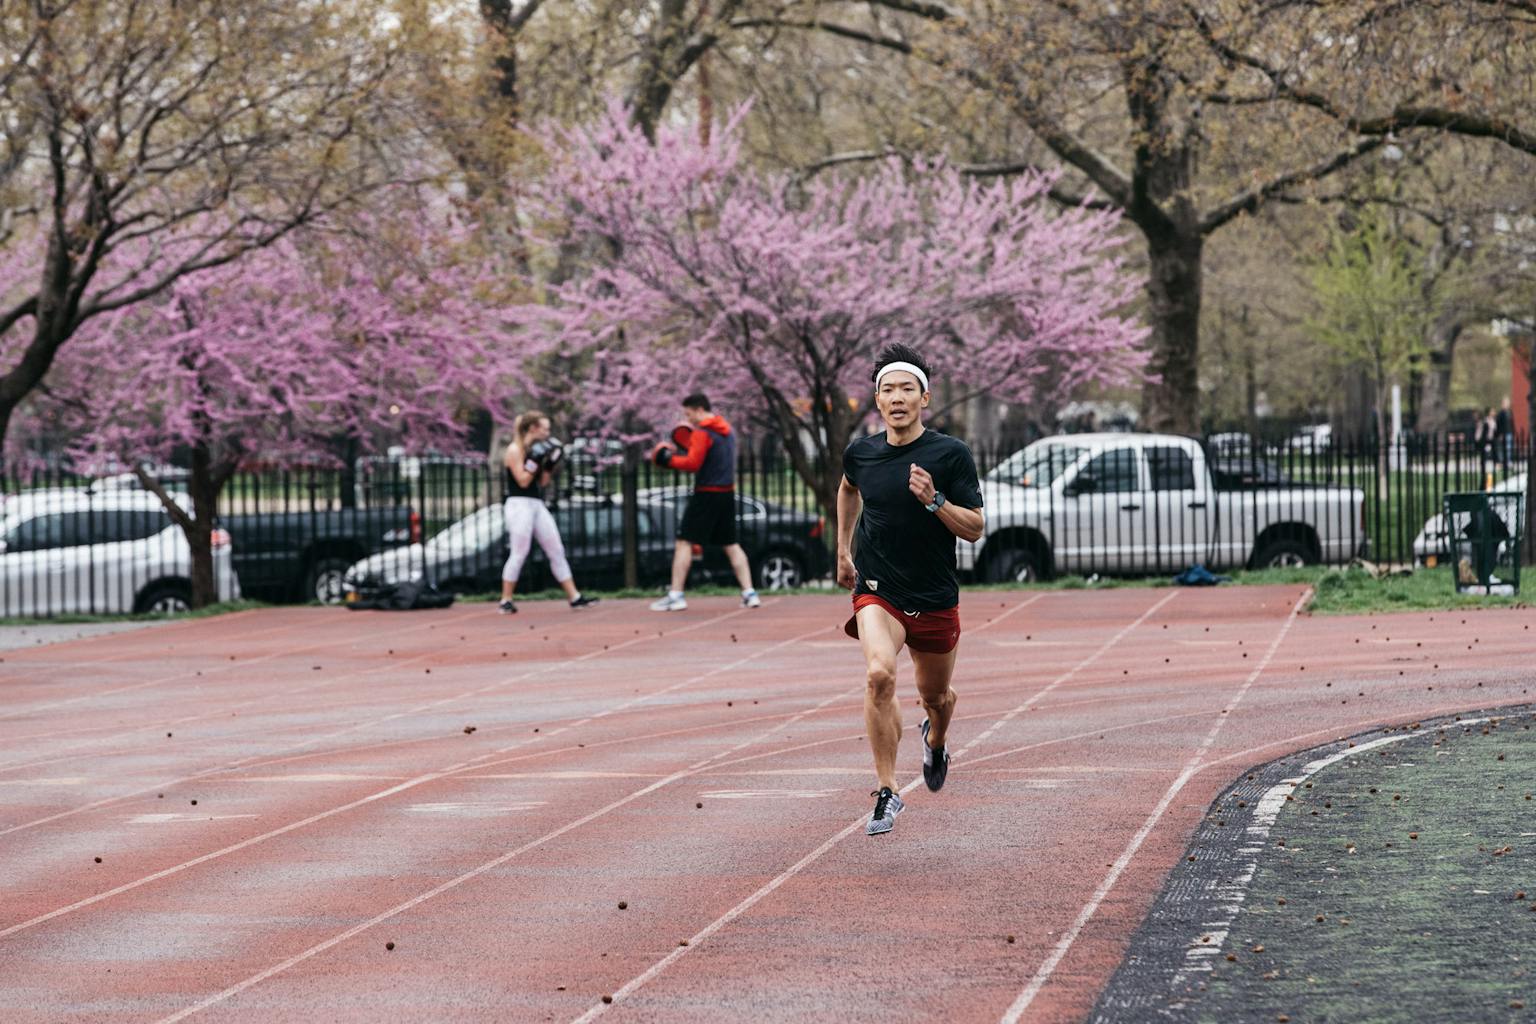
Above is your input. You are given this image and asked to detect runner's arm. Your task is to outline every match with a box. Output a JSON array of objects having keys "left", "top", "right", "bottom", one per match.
[
  {"left": 836, "top": 474, "right": 861, "bottom": 589},
  {"left": 935, "top": 501, "right": 984, "bottom": 543},
  {"left": 909, "top": 463, "right": 983, "bottom": 542}
]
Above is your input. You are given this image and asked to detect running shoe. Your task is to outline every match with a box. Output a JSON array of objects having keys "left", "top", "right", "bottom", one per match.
[
  {"left": 570, "top": 594, "right": 599, "bottom": 609},
  {"left": 498, "top": 599, "right": 517, "bottom": 615},
  {"left": 920, "top": 718, "right": 950, "bottom": 793},
  {"left": 866, "top": 786, "right": 904, "bottom": 836},
  {"left": 649, "top": 593, "right": 688, "bottom": 612},
  {"left": 742, "top": 589, "right": 761, "bottom": 608}
]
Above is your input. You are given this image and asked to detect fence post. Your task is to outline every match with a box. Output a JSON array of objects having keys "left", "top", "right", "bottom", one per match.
[{"left": 622, "top": 443, "right": 640, "bottom": 590}]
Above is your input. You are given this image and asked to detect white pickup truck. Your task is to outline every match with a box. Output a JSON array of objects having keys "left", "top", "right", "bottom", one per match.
[{"left": 958, "top": 433, "right": 1366, "bottom": 582}]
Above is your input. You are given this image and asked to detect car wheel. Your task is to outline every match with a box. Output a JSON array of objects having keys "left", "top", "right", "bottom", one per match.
[
  {"left": 756, "top": 551, "right": 805, "bottom": 591},
  {"left": 307, "top": 557, "right": 354, "bottom": 605},
  {"left": 136, "top": 581, "right": 192, "bottom": 615},
  {"left": 1254, "top": 538, "right": 1313, "bottom": 569},
  {"left": 983, "top": 547, "right": 1042, "bottom": 584}
]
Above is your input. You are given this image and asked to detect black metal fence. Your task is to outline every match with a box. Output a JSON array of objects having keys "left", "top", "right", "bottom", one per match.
[{"left": 1, "top": 431, "right": 1528, "bottom": 617}]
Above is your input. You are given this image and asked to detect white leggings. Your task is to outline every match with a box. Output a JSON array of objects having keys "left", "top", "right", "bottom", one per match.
[{"left": 502, "top": 497, "right": 572, "bottom": 584}]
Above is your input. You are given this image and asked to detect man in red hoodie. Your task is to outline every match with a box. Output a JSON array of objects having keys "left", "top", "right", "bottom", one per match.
[{"left": 650, "top": 393, "right": 760, "bottom": 611}]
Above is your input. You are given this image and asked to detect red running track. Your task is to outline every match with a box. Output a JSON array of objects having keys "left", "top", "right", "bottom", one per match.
[{"left": 1, "top": 589, "right": 1532, "bottom": 1023}]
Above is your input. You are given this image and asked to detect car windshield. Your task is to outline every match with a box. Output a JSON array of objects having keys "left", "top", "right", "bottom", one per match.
[
  {"left": 986, "top": 443, "right": 1085, "bottom": 488},
  {"left": 426, "top": 506, "right": 503, "bottom": 554}
]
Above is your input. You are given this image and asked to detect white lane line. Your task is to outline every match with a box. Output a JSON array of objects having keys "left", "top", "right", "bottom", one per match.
[
  {"left": 126, "top": 814, "right": 260, "bottom": 824},
  {"left": 1166, "top": 714, "right": 1498, "bottom": 988},
  {"left": 697, "top": 789, "right": 841, "bottom": 800},
  {"left": 567, "top": 590, "right": 1161, "bottom": 1022},
  {"left": 0, "top": 610, "right": 444, "bottom": 726},
  {"left": 147, "top": 623, "right": 851, "bottom": 1024},
  {"left": 1, "top": 609, "right": 758, "bottom": 935},
  {"left": 966, "top": 591, "right": 1178, "bottom": 754},
  {"left": 0, "top": 606, "right": 491, "bottom": 759},
  {"left": 0, "top": 603, "right": 695, "bottom": 838},
  {"left": 996, "top": 587, "right": 1311, "bottom": 1024}
]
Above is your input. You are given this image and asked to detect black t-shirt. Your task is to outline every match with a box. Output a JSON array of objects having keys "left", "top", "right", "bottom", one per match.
[{"left": 842, "top": 429, "right": 983, "bottom": 612}]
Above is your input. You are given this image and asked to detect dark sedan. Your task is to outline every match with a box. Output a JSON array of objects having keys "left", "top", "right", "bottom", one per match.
[
  {"left": 343, "top": 492, "right": 830, "bottom": 597},
  {"left": 638, "top": 487, "right": 832, "bottom": 590}
]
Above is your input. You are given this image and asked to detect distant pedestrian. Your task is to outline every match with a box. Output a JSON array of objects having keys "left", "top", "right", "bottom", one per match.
[
  {"left": 1475, "top": 407, "right": 1498, "bottom": 486},
  {"left": 1496, "top": 396, "right": 1514, "bottom": 472}
]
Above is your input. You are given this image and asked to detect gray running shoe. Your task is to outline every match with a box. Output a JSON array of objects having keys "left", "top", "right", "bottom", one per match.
[
  {"left": 866, "top": 786, "right": 904, "bottom": 836},
  {"left": 649, "top": 593, "right": 688, "bottom": 612},
  {"left": 920, "top": 718, "right": 950, "bottom": 793},
  {"left": 498, "top": 599, "right": 517, "bottom": 615}
]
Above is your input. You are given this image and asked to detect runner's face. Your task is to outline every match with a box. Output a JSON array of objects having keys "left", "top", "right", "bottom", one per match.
[{"left": 876, "top": 372, "right": 928, "bottom": 429}]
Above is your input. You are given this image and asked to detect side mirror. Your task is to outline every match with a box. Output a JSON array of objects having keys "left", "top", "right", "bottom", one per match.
[{"left": 1067, "top": 473, "right": 1097, "bottom": 496}]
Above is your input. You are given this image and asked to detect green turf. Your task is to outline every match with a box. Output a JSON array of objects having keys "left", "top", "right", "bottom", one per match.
[{"left": 1191, "top": 719, "right": 1536, "bottom": 1024}]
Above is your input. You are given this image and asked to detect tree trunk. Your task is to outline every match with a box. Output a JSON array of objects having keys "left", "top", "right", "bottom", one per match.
[
  {"left": 1375, "top": 378, "right": 1390, "bottom": 500},
  {"left": 337, "top": 435, "right": 360, "bottom": 509},
  {"left": 1414, "top": 316, "right": 1463, "bottom": 435},
  {"left": 1140, "top": 227, "right": 1204, "bottom": 434},
  {"left": 186, "top": 442, "right": 221, "bottom": 609},
  {"left": 1524, "top": 334, "right": 1536, "bottom": 567}
]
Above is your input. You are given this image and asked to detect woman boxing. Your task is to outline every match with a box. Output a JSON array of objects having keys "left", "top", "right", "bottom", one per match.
[{"left": 501, "top": 411, "right": 597, "bottom": 614}]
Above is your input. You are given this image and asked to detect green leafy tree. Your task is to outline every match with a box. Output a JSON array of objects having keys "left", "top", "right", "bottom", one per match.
[{"left": 1308, "top": 207, "right": 1429, "bottom": 485}]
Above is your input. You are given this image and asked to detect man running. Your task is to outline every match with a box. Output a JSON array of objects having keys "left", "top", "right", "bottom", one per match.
[
  {"left": 650, "top": 392, "right": 761, "bottom": 611},
  {"left": 838, "top": 345, "right": 984, "bottom": 836}
]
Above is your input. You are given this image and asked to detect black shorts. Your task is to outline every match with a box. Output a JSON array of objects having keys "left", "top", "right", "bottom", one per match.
[{"left": 678, "top": 490, "right": 737, "bottom": 546}]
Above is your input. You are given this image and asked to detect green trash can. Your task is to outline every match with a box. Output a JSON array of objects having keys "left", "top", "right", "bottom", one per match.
[{"left": 1443, "top": 491, "right": 1523, "bottom": 596}]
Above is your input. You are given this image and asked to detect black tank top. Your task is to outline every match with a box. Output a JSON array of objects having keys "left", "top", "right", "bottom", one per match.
[{"left": 504, "top": 451, "right": 542, "bottom": 500}]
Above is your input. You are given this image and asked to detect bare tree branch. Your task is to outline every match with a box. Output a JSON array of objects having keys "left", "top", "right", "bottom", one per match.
[{"left": 1200, "top": 136, "right": 1388, "bottom": 233}]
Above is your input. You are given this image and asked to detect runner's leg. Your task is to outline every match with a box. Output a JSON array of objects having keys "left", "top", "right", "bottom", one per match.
[
  {"left": 911, "top": 645, "right": 959, "bottom": 751},
  {"left": 857, "top": 603, "right": 907, "bottom": 792}
]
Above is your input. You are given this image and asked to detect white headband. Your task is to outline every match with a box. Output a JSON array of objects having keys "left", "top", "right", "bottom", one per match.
[{"left": 875, "top": 361, "right": 929, "bottom": 394}]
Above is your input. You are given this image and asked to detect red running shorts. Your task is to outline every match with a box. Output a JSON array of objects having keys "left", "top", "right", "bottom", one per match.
[{"left": 844, "top": 593, "right": 961, "bottom": 654}]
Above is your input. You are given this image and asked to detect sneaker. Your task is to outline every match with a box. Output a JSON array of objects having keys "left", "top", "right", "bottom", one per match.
[
  {"left": 742, "top": 589, "right": 761, "bottom": 609},
  {"left": 570, "top": 594, "right": 599, "bottom": 609},
  {"left": 649, "top": 593, "right": 688, "bottom": 612},
  {"left": 498, "top": 599, "right": 517, "bottom": 615},
  {"left": 920, "top": 718, "right": 950, "bottom": 793},
  {"left": 866, "top": 786, "right": 904, "bottom": 836}
]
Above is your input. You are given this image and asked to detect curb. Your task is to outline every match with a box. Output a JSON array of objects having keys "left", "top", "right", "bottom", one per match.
[{"left": 1089, "top": 701, "right": 1536, "bottom": 1022}]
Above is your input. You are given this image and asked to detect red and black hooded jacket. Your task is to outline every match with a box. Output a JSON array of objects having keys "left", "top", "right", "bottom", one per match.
[{"left": 668, "top": 414, "right": 736, "bottom": 492}]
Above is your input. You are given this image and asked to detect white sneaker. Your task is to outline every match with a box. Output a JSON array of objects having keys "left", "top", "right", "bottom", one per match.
[
  {"left": 742, "top": 590, "right": 761, "bottom": 608},
  {"left": 650, "top": 594, "right": 688, "bottom": 612}
]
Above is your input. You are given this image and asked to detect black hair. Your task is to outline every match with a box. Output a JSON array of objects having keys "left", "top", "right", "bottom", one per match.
[
  {"left": 682, "top": 392, "right": 711, "bottom": 411},
  {"left": 871, "top": 343, "right": 931, "bottom": 385}
]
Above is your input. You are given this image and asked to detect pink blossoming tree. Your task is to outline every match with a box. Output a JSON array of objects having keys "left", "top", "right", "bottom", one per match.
[
  {"left": 512, "top": 103, "right": 1150, "bottom": 523},
  {"left": 33, "top": 209, "right": 515, "bottom": 606}
]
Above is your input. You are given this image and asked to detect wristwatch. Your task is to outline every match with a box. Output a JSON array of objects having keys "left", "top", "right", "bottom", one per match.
[{"left": 924, "top": 491, "right": 946, "bottom": 513}]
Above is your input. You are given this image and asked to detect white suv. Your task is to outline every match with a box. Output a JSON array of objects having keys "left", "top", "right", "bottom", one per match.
[{"left": 0, "top": 490, "right": 241, "bottom": 616}]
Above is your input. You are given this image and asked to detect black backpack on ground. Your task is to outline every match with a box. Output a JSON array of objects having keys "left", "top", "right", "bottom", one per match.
[{"left": 345, "top": 576, "right": 455, "bottom": 611}]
